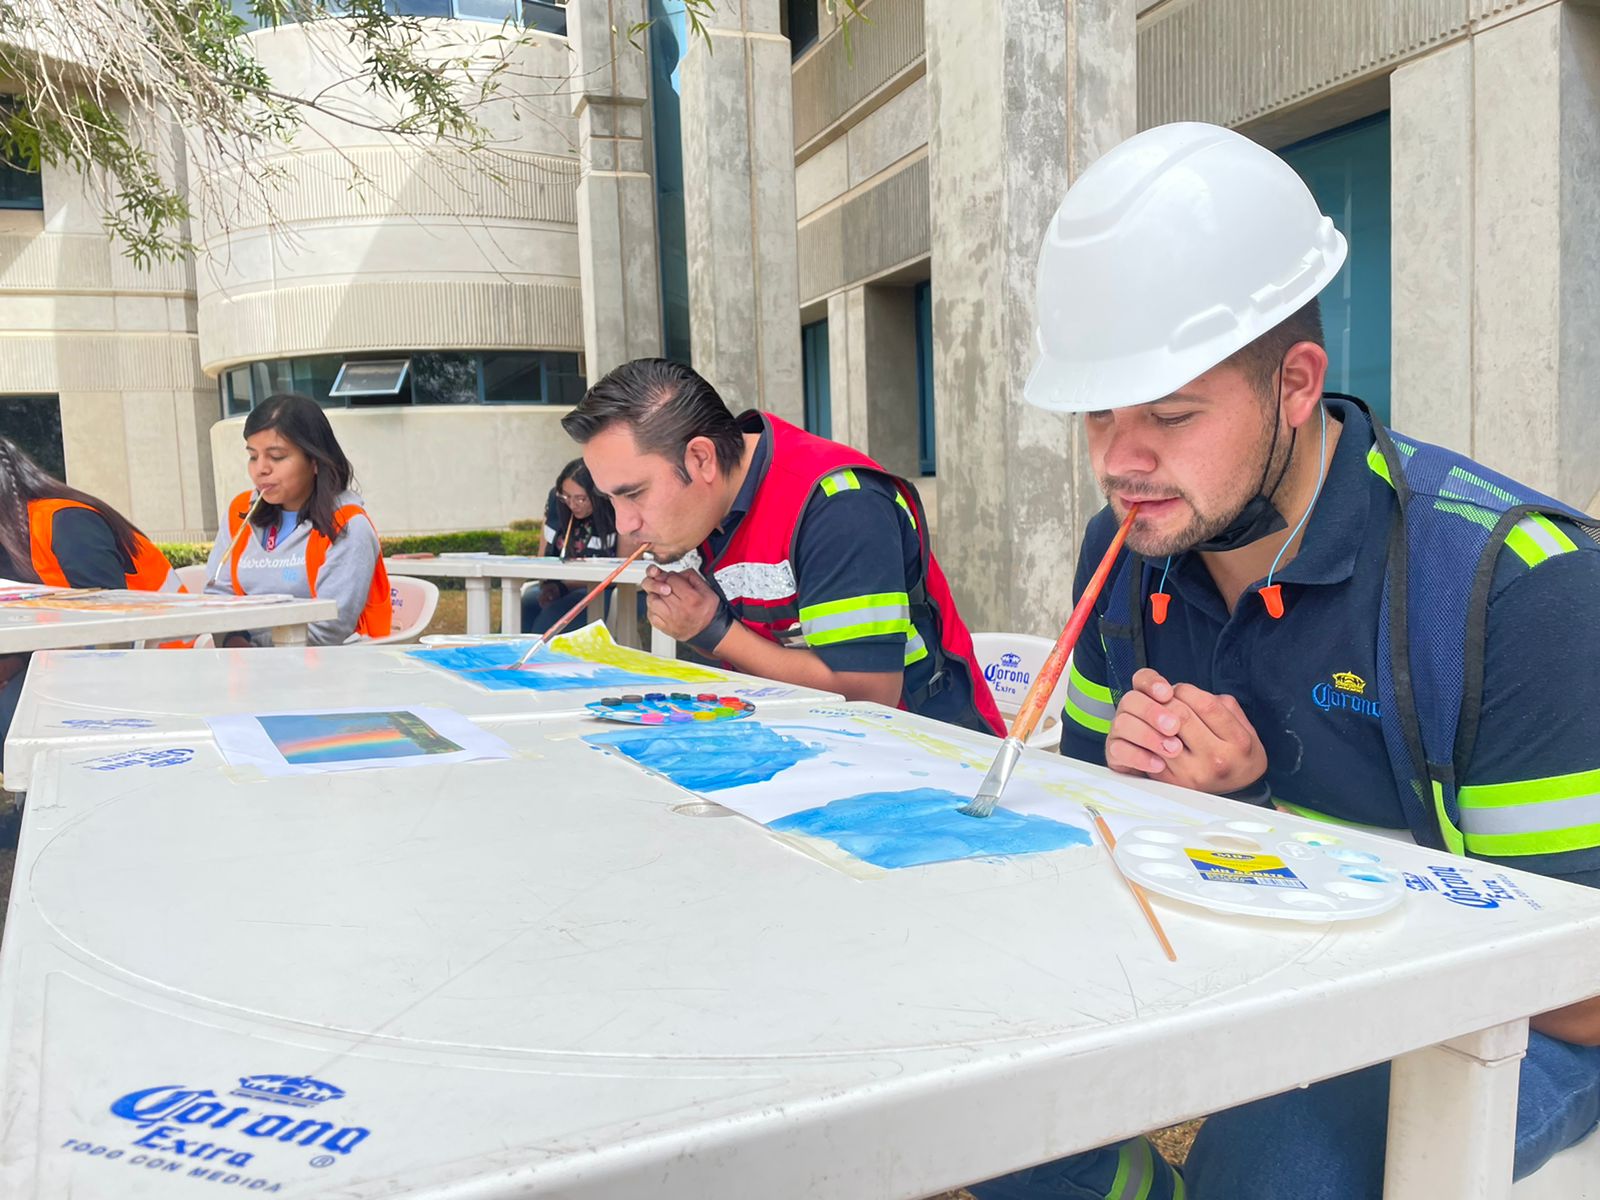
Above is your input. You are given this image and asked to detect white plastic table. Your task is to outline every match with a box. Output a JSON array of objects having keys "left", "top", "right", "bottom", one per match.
[
  {"left": 0, "top": 595, "right": 335, "bottom": 653},
  {"left": 2, "top": 703, "right": 1597, "bottom": 1199},
  {"left": 384, "top": 555, "right": 664, "bottom": 654},
  {"left": 1, "top": 640, "right": 839, "bottom": 792}
]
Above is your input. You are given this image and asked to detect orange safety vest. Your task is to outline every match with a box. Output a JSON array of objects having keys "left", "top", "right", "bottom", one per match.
[
  {"left": 224, "top": 491, "right": 393, "bottom": 639},
  {"left": 27, "top": 498, "right": 177, "bottom": 591}
]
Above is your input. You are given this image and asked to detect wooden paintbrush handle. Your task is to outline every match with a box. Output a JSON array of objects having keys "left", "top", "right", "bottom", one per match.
[{"left": 1008, "top": 505, "right": 1139, "bottom": 742}]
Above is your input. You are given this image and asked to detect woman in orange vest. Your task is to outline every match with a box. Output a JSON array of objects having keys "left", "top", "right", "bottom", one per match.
[
  {"left": 0, "top": 435, "right": 179, "bottom": 776},
  {"left": 203, "top": 394, "right": 391, "bottom": 645}
]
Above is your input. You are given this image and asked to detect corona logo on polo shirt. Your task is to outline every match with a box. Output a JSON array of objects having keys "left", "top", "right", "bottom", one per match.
[{"left": 1312, "top": 670, "right": 1381, "bottom": 719}]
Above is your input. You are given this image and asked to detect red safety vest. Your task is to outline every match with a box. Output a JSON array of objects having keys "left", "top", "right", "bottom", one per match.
[
  {"left": 707, "top": 414, "right": 1005, "bottom": 736},
  {"left": 225, "top": 491, "right": 393, "bottom": 639},
  {"left": 27, "top": 498, "right": 177, "bottom": 591}
]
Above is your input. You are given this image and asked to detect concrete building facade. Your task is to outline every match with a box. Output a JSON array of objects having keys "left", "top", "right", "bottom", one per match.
[{"left": 2, "top": 0, "right": 1597, "bottom": 637}]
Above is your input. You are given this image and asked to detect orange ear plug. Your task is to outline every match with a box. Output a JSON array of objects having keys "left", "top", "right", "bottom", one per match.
[
  {"left": 1150, "top": 592, "right": 1171, "bottom": 625},
  {"left": 1258, "top": 583, "right": 1284, "bottom": 619}
]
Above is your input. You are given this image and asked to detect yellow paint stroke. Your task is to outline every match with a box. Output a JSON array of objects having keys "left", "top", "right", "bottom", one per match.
[{"left": 547, "top": 622, "right": 728, "bottom": 683}]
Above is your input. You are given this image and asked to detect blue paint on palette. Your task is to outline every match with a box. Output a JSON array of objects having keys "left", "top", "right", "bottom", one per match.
[
  {"left": 770, "top": 788, "right": 1090, "bottom": 869},
  {"left": 584, "top": 721, "right": 824, "bottom": 791},
  {"left": 408, "top": 643, "right": 675, "bottom": 693}
]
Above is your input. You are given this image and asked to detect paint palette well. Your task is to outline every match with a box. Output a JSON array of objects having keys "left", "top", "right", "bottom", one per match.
[
  {"left": 1113, "top": 819, "right": 1407, "bottom": 923},
  {"left": 586, "top": 693, "right": 756, "bottom": 725}
]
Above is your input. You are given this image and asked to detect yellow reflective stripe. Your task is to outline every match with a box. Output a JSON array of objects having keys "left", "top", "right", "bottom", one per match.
[
  {"left": 1273, "top": 800, "right": 1371, "bottom": 829},
  {"left": 904, "top": 632, "right": 929, "bottom": 666},
  {"left": 1433, "top": 780, "right": 1466, "bottom": 855},
  {"left": 894, "top": 491, "right": 919, "bottom": 530},
  {"left": 818, "top": 468, "right": 861, "bottom": 497},
  {"left": 1464, "top": 824, "right": 1600, "bottom": 856},
  {"left": 1107, "top": 1139, "right": 1155, "bottom": 1200},
  {"left": 1172, "top": 1168, "right": 1186, "bottom": 1200},
  {"left": 1460, "top": 767, "right": 1600, "bottom": 808},
  {"left": 1504, "top": 512, "right": 1580, "bottom": 567},
  {"left": 1458, "top": 767, "right": 1600, "bottom": 855},
  {"left": 1367, "top": 444, "right": 1393, "bottom": 486},
  {"left": 1069, "top": 661, "right": 1112, "bottom": 705},
  {"left": 1065, "top": 661, "right": 1115, "bottom": 735},
  {"left": 799, "top": 591, "right": 912, "bottom": 645}
]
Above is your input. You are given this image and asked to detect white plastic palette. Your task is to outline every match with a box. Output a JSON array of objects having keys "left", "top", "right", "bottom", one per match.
[{"left": 1113, "top": 818, "right": 1407, "bottom": 923}]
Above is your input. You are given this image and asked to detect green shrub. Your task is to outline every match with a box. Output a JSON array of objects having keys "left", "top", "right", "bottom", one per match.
[
  {"left": 157, "top": 542, "right": 212, "bottom": 568},
  {"left": 157, "top": 526, "right": 544, "bottom": 590}
]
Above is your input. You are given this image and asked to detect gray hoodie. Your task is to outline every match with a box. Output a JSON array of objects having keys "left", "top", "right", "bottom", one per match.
[{"left": 203, "top": 489, "right": 382, "bottom": 645}]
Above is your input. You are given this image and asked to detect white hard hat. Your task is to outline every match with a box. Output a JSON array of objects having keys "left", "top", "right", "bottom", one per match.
[{"left": 1024, "top": 122, "right": 1347, "bottom": 413}]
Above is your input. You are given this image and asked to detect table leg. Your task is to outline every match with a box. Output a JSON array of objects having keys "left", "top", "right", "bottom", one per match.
[
  {"left": 500, "top": 578, "right": 522, "bottom": 635},
  {"left": 464, "top": 578, "right": 493, "bottom": 635},
  {"left": 271, "top": 623, "right": 309, "bottom": 647},
  {"left": 650, "top": 623, "right": 677, "bottom": 660},
  {"left": 611, "top": 584, "right": 641, "bottom": 648},
  {"left": 1383, "top": 1018, "right": 1527, "bottom": 1198}
]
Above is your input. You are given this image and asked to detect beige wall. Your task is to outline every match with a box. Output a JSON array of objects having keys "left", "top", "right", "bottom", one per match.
[
  {"left": 192, "top": 22, "right": 583, "bottom": 374},
  {"left": 0, "top": 137, "right": 216, "bottom": 541},
  {"left": 209, "top": 404, "right": 578, "bottom": 536}
]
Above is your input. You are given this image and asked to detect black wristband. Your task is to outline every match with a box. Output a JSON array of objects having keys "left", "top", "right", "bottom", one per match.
[
  {"left": 1222, "top": 775, "right": 1272, "bottom": 807},
  {"left": 687, "top": 602, "right": 737, "bottom": 656}
]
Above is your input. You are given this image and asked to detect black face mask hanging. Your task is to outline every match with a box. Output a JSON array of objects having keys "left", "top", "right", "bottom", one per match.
[{"left": 1190, "top": 370, "right": 1295, "bottom": 554}]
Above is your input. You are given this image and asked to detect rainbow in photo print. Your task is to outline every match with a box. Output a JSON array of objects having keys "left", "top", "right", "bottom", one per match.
[{"left": 256, "top": 711, "right": 464, "bottom": 765}]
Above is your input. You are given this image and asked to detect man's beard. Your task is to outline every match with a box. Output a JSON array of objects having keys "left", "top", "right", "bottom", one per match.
[{"left": 1102, "top": 415, "right": 1290, "bottom": 558}]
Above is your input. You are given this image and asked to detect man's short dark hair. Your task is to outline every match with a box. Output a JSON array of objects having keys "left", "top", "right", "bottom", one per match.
[
  {"left": 562, "top": 358, "right": 746, "bottom": 483},
  {"left": 1224, "top": 297, "right": 1325, "bottom": 400}
]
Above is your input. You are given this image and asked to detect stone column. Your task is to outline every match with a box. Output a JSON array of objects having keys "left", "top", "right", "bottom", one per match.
[
  {"left": 678, "top": 0, "right": 803, "bottom": 421},
  {"left": 1391, "top": 3, "right": 1600, "bottom": 511},
  {"left": 569, "top": 0, "right": 663, "bottom": 379},
  {"left": 924, "top": 0, "right": 1136, "bottom": 636}
]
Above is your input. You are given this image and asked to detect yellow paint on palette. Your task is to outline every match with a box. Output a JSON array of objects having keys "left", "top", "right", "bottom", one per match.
[{"left": 546, "top": 623, "right": 728, "bottom": 683}]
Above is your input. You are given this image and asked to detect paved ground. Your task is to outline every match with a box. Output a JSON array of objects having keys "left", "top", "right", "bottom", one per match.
[{"left": 0, "top": 590, "right": 1198, "bottom": 1193}]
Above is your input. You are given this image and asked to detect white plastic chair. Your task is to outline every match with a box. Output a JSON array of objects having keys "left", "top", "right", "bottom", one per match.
[
  {"left": 969, "top": 632, "right": 1071, "bottom": 750},
  {"left": 1511, "top": 1125, "right": 1600, "bottom": 1199},
  {"left": 174, "top": 563, "right": 210, "bottom": 594},
  {"left": 359, "top": 576, "right": 439, "bottom": 646}
]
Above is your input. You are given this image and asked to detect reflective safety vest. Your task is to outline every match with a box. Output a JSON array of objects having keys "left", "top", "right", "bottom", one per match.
[
  {"left": 1096, "top": 398, "right": 1600, "bottom": 870},
  {"left": 225, "top": 490, "right": 393, "bottom": 639},
  {"left": 27, "top": 498, "right": 178, "bottom": 592},
  {"left": 706, "top": 414, "right": 1005, "bottom": 737}
]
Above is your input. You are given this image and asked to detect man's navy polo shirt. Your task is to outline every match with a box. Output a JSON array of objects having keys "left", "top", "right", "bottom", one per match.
[{"left": 1061, "top": 399, "right": 1600, "bottom": 883}]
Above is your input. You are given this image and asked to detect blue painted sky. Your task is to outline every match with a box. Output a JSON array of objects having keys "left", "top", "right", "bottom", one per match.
[
  {"left": 583, "top": 722, "right": 824, "bottom": 791},
  {"left": 408, "top": 643, "right": 676, "bottom": 693},
  {"left": 771, "top": 788, "right": 1090, "bottom": 869}
]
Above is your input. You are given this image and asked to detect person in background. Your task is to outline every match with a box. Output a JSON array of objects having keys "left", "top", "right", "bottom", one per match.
[
  {"left": 204, "top": 394, "right": 391, "bottom": 646},
  {"left": 0, "top": 435, "right": 179, "bottom": 771},
  {"left": 521, "top": 458, "right": 620, "bottom": 635}
]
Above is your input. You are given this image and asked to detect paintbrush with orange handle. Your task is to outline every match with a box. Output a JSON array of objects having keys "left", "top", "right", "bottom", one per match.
[
  {"left": 960, "top": 504, "right": 1139, "bottom": 818},
  {"left": 511, "top": 541, "right": 653, "bottom": 666},
  {"left": 1085, "top": 802, "right": 1177, "bottom": 962}
]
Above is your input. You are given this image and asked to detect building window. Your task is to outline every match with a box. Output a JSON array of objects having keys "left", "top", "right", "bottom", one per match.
[
  {"left": 801, "top": 319, "right": 831, "bottom": 438},
  {"left": 1280, "top": 113, "right": 1392, "bottom": 424},
  {"left": 229, "top": 0, "right": 557, "bottom": 28},
  {"left": 0, "top": 396, "right": 65, "bottom": 478},
  {"left": 781, "top": 0, "right": 819, "bottom": 57},
  {"left": 218, "top": 351, "right": 584, "bottom": 414},
  {"left": 650, "top": 0, "right": 693, "bottom": 364},
  {"left": 914, "top": 281, "right": 936, "bottom": 476},
  {"left": 0, "top": 105, "right": 43, "bottom": 211}
]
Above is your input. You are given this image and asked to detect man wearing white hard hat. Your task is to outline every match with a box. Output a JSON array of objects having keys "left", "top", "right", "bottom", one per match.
[{"left": 972, "top": 123, "right": 1600, "bottom": 1198}]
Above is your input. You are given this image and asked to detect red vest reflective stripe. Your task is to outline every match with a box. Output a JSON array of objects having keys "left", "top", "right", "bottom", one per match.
[
  {"left": 27, "top": 498, "right": 176, "bottom": 591},
  {"left": 225, "top": 491, "right": 393, "bottom": 639},
  {"left": 709, "top": 414, "right": 1005, "bottom": 736}
]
